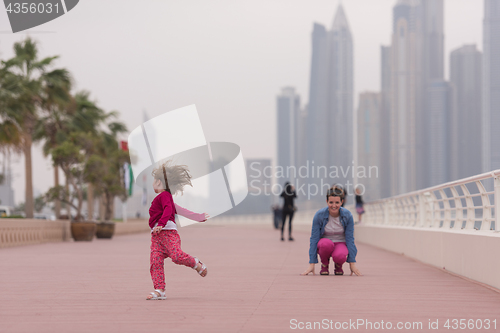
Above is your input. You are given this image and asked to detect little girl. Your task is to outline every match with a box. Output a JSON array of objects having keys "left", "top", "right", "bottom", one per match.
[{"left": 147, "top": 161, "right": 208, "bottom": 300}]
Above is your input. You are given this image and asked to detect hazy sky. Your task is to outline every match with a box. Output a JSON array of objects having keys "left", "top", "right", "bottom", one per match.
[{"left": 0, "top": 0, "right": 484, "bottom": 204}]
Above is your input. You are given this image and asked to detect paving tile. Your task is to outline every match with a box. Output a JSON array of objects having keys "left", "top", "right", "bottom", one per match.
[{"left": 0, "top": 224, "right": 499, "bottom": 333}]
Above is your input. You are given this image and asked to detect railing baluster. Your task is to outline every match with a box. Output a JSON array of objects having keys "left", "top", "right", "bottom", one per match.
[
  {"left": 477, "top": 180, "right": 491, "bottom": 231},
  {"left": 440, "top": 189, "right": 451, "bottom": 228},
  {"left": 495, "top": 174, "right": 500, "bottom": 232},
  {"left": 450, "top": 186, "right": 462, "bottom": 229}
]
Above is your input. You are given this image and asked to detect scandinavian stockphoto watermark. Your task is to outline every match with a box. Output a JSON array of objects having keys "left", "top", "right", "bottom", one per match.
[
  {"left": 3, "top": 0, "right": 79, "bottom": 33},
  {"left": 127, "top": 105, "right": 248, "bottom": 227},
  {"left": 248, "top": 160, "right": 379, "bottom": 200}
]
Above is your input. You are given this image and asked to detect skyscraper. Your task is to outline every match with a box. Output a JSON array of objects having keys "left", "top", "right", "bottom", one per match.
[
  {"left": 427, "top": 80, "right": 451, "bottom": 187},
  {"left": 328, "top": 4, "right": 354, "bottom": 182},
  {"left": 380, "top": 45, "right": 392, "bottom": 199},
  {"left": 357, "top": 92, "right": 382, "bottom": 201},
  {"left": 483, "top": 0, "right": 500, "bottom": 172},
  {"left": 307, "top": 23, "right": 329, "bottom": 172},
  {"left": 388, "top": 0, "right": 444, "bottom": 195},
  {"left": 390, "top": 0, "right": 419, "bottom": 195},
  {"left": 277, "top": 87, "right": 300, "bottom": 185},
  {"left": 307, "top": 4, "right": 353, "bottom": 195},
  {"left": 246, "top": 158, "right": 272, "bottom": 196},
  {"left": 419, "top": 0, "right": 445, "bottom": 189},
  {"left": 450, "top": 45, "right": 483, "bottom": 179},
  {"left": 241, "top": 158, "right": 273, "bottom": 214},
  {"left": 297, "top": 105, "right": 308, "bottom": 174},
  {"left": 421, "top": 0, "right": 445, "bottom": 84}
]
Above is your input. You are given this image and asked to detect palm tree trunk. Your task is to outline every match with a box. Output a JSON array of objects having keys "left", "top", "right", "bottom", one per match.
[
  {"left": 104, "top": 191, "right": 112, "bottom": 221},
  {"left": 75, "top": 182, "right": 83, "bottom": 221},
  {"left": 108, "top": 194, "right": 115, "bottom": 221},
  {"left": 87, "top": 183, "right": 94, "bottom": 221},
  {"left": 54, "top": 165, "right": 61, "bottom": 218},
  {"left": 99, "top": 193, "right": 105, "bottom": 221},
  {"left": 23, "top": 133, "right": 34, "bottom": 218},
  {"left": 64, "top": 176, "right": 69, "bottom": 216}
]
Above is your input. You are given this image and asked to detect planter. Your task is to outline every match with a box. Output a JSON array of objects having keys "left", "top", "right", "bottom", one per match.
[
  {"left": 70, "top": 221, "right": 96, "bottom": 241},
  {"left": 95, "top": 221, "right": 115, "bottom": 239}
]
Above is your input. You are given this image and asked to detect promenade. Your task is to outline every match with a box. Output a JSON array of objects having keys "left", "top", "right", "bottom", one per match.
[{"left": 1, "top": 222, "right": 499, "bottom": 333}]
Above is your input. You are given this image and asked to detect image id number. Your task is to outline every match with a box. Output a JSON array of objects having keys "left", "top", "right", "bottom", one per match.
[
  {"left": 444, "top": 319, "right": 497, "bottom": 330},
  {"left": 6, "top": 2, "right": 60, "bottom": 14}
]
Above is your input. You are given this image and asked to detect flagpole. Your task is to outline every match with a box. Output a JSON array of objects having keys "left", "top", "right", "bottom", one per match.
[{"left": 121, "top": 142, "right": 131, "bottom": 223}]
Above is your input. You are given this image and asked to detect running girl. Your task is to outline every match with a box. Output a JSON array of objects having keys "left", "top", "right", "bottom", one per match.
[{"left": 147, "top": 161, "right": 208, "bottom": 300}]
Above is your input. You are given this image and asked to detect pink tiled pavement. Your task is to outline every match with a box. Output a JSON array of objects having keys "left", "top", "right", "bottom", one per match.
[{"left": 0, "top": 223, "right": 499, "bottom": 333}]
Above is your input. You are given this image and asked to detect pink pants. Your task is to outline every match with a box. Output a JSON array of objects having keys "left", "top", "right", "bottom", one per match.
[
  {"left": 150, "top": 230, "right": 196, "bottom": 290},
  {"left": 317, "top": 238, "right": 348, "bottom": 266}
]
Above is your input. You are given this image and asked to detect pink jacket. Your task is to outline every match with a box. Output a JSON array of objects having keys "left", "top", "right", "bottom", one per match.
[
  {"left": 174, "top": 203, "right": 206, "bottom": 222},
  {"left": 149, "top": 191, "right": 206, "bottom": 229}
]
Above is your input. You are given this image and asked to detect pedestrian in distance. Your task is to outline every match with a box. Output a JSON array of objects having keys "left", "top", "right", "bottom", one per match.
[
  {"left": 272, "top": 204, "right": 282, "bottom": 229},
  {"left": 355, "top": 186, "right": 365, "bottom": 223},
  {"left": 280, "top": 182, "right": 297, "bottom": 241},
  {"left": 301, "top": 187, "right": 362, "bottom": 276},
  {"left": 146, "top": 160, "right": 209, "bottom": 300}
]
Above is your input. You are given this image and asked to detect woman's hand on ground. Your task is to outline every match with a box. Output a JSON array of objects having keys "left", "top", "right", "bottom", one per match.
[
  {"left": 301, "top": 263, "right": 315, "bottom": 275},
  {"left": 201, "top": 213, "right": 210, "bottom": 222},
  {"left": 349, "top": 262, "right": 362, "bottom": 276}
]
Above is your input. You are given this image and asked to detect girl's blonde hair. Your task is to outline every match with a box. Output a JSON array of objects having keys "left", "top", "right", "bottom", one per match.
[{"left": 151, "top": 160, "right": 192, "bottom": 196}]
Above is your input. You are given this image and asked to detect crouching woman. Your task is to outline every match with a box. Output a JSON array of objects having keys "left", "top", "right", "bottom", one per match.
[{"left": 301, "top": 187, "right": 362, "bottom": 276}]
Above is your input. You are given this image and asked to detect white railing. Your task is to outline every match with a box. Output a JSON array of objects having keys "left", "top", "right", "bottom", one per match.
[{"left": 359, "top": 170, "right": 500, "bottom": 232}]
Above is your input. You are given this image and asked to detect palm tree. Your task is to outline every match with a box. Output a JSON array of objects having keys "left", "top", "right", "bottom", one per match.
[
  {"left": 44, "top": 91, "right": 127, "bottom": 221},
  {"left": 33, "top": 91, "right": 76, "bottom": 218},
  {"left": 85, "top": 119, "right": 128, "bottom": 220},
  {"left": 0, "top": 57, "right": 23, "bottom": 197},
  {"left": 69, "top": 92, "right": 128, "bottom": 220},
  {"left": 70, "top": 91, "right": 108, "bottom": 220},
  {"left": 46, "top": 132, "right": 94, "bottom": 221},
  {"left": 1, "top": 37, "right": 71, "bottom": 218},
  {"left": 0, "top": 91, "right": 23, "bottom": 157}
]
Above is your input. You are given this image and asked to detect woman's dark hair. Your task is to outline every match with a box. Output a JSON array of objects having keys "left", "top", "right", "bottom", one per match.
[
  {"left": 326, "top": 186, "right": 345, "bottom": 201},
  {"left": 284, "top": 182, "right": 293, "bottom": 195}
]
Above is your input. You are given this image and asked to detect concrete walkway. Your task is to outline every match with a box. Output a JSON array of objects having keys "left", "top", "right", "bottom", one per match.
[{"left": 0, "top": 223, "right": 499, "bottom": 333}]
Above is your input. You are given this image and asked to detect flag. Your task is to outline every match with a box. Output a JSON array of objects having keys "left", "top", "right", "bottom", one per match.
[{"left": 123, "top": 163, "right": 133, "bottom": 197}]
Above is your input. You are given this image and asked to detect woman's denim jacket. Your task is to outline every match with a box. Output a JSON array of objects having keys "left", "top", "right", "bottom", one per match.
[{"left": 308, "top": 207, "right": 357, "bottom": 263}]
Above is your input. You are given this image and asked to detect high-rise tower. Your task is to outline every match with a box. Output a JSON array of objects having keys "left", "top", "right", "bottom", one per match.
[
  {"left": 307, "top": 23, "right": 329, "bottom": 171},
  {"left": 307, "top": 4, "right": 353, "bottom": 198},
  {"left": 380, "top": 45, "right": 392, "bottom": 198},
  {"left": 388, "top": 0, "right": 444, "bottom": 195},
  {"left": 450, "top": 45, "right": 483, "bottom": 179},
  {"left": 277, "top": 87, "right": 301, "bottom": 185},
  {"left": 483, "top": 0, "right": 500, "bottom": 172},
  {"left": 357, "top": 92, "right": 382, "bottom": 201},
  {"left": 419, "top": 0, "right": 444, "bottom": 189},
  {"left": 427, "top": 80, "right": 451, "bottom": 187},
  {"left": 390, "top": 0, "right": 419, "bottom": 195},
  {"left": 327, "top": 4, "right": 354, "bottom": 184}
]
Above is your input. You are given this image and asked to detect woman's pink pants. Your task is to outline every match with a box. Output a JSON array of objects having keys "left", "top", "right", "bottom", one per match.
[{"left": 317, "top": 238, "right": 348, "bottom": 265}]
